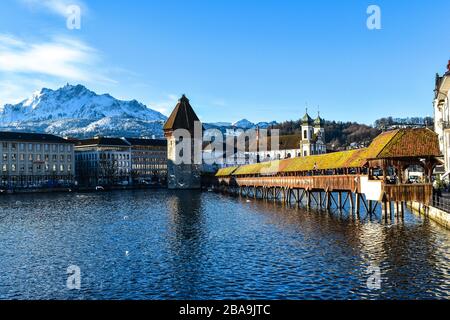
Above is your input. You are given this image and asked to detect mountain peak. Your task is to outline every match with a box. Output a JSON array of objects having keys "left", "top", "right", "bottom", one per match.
[
  {"left": 230, "top": 119, "right": 278, "bottom": 130},
  {"left": 0, "top": 84, "right": 168, "bottom": 138},
  {"left": 232, "top": 119, "right": 255, "bottom": 129}
]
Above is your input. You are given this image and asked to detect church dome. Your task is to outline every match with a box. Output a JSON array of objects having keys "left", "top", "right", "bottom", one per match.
[
  {"left": 314, "top": 114, "right": 325, "bottom": 127},
  {"left": 302, "top": 112, "right": 314, "bottom": 125}
]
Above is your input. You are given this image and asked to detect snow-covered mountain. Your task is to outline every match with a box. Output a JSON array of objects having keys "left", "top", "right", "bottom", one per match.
[
  {"left": 232, "top": 119, "right": 255, "bottom": 129},
  {"left": 0, "top": 84, "right": 278, "bottom": 138},
  {"left": 231, "top": 119, "right": 278, "bottom": 129},
  {"left": 255, "top": 121, "right": 278, "bottom": 129},
  {"left": 0, "top": 84, "right": 167, "bottom": 138}
]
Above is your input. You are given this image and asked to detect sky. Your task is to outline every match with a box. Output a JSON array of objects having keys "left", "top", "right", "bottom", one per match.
[{"left": 1, "top": 0, "right": 450, "bottom": 125}]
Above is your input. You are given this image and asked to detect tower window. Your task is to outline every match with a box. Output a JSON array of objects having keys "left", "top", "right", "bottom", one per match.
[{"left": 304, "top": 130, "right": 307, "bottom": 139}]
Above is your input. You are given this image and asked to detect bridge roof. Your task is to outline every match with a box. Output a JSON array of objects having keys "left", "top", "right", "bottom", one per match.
[
  {"left": 215, "top": 129, "right": 440, "bottom": 177},
  {"left": 216, "top": 166, "right": 239, "bottom": 177},
  {"left": 370, "top": 128, "right": 440, "bottom": 159}
]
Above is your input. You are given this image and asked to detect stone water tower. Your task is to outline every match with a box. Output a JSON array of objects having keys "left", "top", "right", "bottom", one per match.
[{"left": 163, "top": 95, "right": 203, "bottom": 189}]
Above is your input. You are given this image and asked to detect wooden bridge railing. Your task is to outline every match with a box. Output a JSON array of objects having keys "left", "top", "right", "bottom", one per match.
[
  {"left": 383, "top": 184, "right": 433, "bottom": 205},
  {"left": 220, "top": 175, "right": 361, "bottom": 193},
  {"left": 218, "top": 175, "right": 433, "bottom": 205}
]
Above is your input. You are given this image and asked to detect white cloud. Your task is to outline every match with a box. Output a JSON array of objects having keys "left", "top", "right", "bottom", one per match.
[
  {"left": 0, "top": 34, "right": 113, "bottom": 83},
  {"left": 19, "top": 0, "right": 86, "bottom": 18},
  {"left": 0, "top": 34, "right": 26, "bottom": 49},
  {"left": 0, "top": 77, "right": 58, "bottom": 109},
  {"left": 0, "top": 34, "right": 115, "bottom": 106},
  {"left": 149, "top": 94, "right": 179, "bottom": 116}
]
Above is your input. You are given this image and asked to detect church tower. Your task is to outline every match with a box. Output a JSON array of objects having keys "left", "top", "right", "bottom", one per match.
[
  {"left": 301, "top": 110, "right": 314, "bottom": 141},
  {"left": 314, "top": 112, "right": 326, "bottom": 155},
  {"left": 163, "top": 95, "right": 203, "bottom": 189},
  {"left": 314, "top": 112, "right": 325, "bottom": 141},
  {"left": 300, "top": 110, "right": 314, "bottom": 156}
]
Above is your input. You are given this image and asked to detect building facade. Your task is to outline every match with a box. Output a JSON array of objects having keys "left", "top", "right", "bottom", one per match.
[
  {"left": 434, "top": 61, "right": 450, "bottom": 177},
  {"left": 203, "top": 111, "right": 327, "bottom": 170},
  {"left": 0, "top": 132, "right": 75, "bottom": 189},
  {"left": 124, "top": 138, "right": 168, "bottom": 185},
  {"left": 299, "top": 111, "right": 327, "bottom": 157},
  {"left": 163, "top": 95, "right": 203, "bottom": 189},
  {"left": 75, "top": 137, "right": 131, "bottom": 187}
]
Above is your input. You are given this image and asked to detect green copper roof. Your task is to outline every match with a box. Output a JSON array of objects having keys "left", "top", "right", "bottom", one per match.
[
  {"left": 314, "top": 115, "right": 325, "bottom": 127},
  {"left": 302, "top": 112, "right": 313, "bottom": 125}
]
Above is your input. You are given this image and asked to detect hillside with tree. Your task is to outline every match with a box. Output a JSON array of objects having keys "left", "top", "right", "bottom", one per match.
[{"left": 272, "top": 116, "right": 433, "bottom": 151}]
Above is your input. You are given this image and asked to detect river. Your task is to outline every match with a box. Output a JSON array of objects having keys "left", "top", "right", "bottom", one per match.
[{"left": 0, "top": 189, "right": 449, "bottom": 300}]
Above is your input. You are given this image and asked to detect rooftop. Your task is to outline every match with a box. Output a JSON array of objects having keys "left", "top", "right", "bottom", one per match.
[
  {"left": 163, "top": 95, "right": 202, "bottom": 133},
  {"left": 125, "top": 137, "right": 167, "bottom": 147},
  {"left": 216, "top": 128, "right": 441, "bottom": 177},
  {"left": 76, "top": 137, "right": 131, "bottom": 147},
  {"left": 302, "top": 112, "right": 314, "bottom": 125},
  {"left": 0, "top": 131, "right": 73, "bottom": 144},
  {"left": 314, "top": 114, "right": 325, "bottom": 127}
]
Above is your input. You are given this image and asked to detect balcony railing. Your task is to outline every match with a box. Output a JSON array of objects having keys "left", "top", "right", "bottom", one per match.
[
  {"left": 383, "top": 183, "right": 433, "bottom": 205},
  {"left": 432, "top": 194, "right": 450, "bottom": 213}
]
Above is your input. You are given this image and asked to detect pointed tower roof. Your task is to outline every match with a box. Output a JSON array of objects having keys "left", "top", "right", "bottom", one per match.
[
  {"left": 163, "top": 95, "right": 202, "bottom": 133},
  {"left": 302, "top": 110, "right": 314, "bottom": 125},
  {"left": 314, "top": 112, "right": 325, "bottom": 127}
]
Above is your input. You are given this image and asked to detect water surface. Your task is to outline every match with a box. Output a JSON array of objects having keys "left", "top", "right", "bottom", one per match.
[{"left": 0, "top": 190, "right": 449, "bottom": 300}]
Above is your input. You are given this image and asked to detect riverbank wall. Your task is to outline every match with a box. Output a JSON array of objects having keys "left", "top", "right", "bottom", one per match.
[{"left": 408, "top": 201, "right": 450, "bottom": 230}]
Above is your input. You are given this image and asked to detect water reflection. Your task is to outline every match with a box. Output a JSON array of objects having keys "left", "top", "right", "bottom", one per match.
[
  {"left": 231, "top": 195, "right": 450, "bottom": 299},
  {"left": 0, "top": 190, "right": 448, "bottom": 300},
  {"left": 166, "top": 190, "right": 205, "bottom": 298}
]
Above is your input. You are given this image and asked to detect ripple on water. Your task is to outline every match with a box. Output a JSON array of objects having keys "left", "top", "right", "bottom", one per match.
[{"left": 0, "top": 190, "right": 449, "bottom": 300}]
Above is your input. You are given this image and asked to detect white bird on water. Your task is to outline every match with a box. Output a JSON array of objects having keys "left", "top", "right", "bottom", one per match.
[{"left": 125, "top": 251, "right": 129, "bottom": 257}]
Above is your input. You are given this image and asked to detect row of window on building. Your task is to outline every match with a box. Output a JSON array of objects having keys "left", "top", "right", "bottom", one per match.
[
  {"left": 1, "top": 142, "right": 72, "bottom": 153},
  {"left": 0, "top": 133, "right": 168, "bottom": 189},
  {"left": 2, "top": 163, "right": 72, "bottom": 174}
]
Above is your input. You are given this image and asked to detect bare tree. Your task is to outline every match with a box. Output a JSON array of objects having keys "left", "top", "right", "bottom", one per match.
[{"left": 99, "top": 159, "right": 119, "bottom": 186}]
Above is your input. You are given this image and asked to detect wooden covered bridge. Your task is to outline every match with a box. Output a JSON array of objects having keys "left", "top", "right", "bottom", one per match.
[{"left": 215, "top": 129, "right": 442, "bottom": 217}]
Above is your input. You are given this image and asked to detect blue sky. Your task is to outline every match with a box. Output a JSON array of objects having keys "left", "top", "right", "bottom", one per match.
[{"left": 0, "top": 0, "right": 450, "bottom": 124}]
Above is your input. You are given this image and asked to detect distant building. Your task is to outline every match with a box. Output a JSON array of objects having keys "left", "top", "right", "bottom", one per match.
[
  {"left": 203, "top": 111, "right": 327, "bottom": 168},
  {"left": 75, "top": 137, "right": 131, "bottom": 187},
  {"left": 245, "top": 111, "right": 326, "bottom": 164},
  {"left": 434, "top": 61, "right": 450, "bottom": 177},
  {"left": 124, "top": 138, "right": 168, "bottom": 185},
  {"left": 0, "top": 132, "right": 75, "bottom": 189},
  {"left": 299, "top": 111, "right": 327, "bottom": 157},
  {"left": 163, "top": 95, "right": 203, "bottom": 189}
]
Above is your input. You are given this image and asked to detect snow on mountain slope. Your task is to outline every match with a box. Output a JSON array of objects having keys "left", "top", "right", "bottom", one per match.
[
  {"left": 231, "top": 119, "right": 278, "bottom": 130},
  {"left": 0, "top": 84, "right": 167, "bottom": 138},
  {"left": 0, "top": 84, "right": 278, "bottom": 138},
  {"left": 232, "top": 119, "right": 255, "bottom": 129}
]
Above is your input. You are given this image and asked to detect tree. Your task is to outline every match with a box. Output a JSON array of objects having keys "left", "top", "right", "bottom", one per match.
[{"left": 99, "top": 159, "right": 119, "bottom": 186}]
